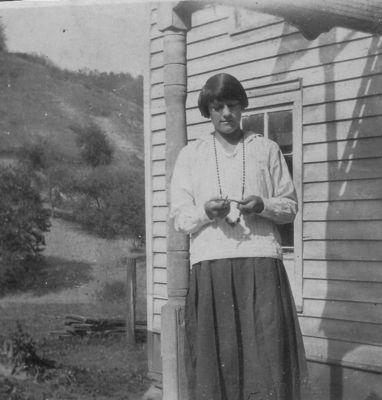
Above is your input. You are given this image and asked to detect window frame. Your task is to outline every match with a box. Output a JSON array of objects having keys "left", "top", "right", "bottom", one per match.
[{"left": 242, "top": 79, "right": 303, "bottom": 311}]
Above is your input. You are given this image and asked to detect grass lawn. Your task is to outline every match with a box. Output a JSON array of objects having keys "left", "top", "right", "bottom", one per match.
[{"left": 0, "top": 219, "right": 151, "bottom": 400}]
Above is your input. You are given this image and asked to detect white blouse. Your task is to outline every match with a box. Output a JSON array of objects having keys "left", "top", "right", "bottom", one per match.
[{"left": 170, "top": 131, "right": 297, "bottom": 265}]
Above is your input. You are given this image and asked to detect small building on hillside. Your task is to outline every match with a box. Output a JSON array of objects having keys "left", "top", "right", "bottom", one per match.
[{"left": 144, "top": 1, "right": 382, "bottom": 398}]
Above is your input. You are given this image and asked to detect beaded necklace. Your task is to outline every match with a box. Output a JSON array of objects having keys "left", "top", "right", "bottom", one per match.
[{"left": 212, "top": 132, "right": 246, "bottom": 224}]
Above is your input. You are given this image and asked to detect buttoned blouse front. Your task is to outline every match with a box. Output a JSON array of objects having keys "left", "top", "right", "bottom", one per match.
[{"left": 170, "top": 131, "right": 297, "bottom": 265}]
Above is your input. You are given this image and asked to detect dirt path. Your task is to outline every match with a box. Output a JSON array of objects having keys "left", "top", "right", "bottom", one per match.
[{"left": 0, "top": 218, "right": 143, "bottom": 305}]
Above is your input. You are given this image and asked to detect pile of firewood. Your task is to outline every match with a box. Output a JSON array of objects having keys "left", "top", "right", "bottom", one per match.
[{"left": 50, "top": 314, "right": 146, "bottom": 337}]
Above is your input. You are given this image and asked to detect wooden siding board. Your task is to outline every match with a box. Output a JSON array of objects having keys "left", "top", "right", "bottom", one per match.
[
  {"left": 303, "top": 137, "right": 382, "bottom": 163},
  {"left": 304, "top": 158, "right": 382, "bottom": 183},
  {"left": 304, "top": 240, "right": 382, "bottom": 261},
  {"left": 152, "top": 206, "right": 168, "bottom": 222},
  {"left": 303, "top": 116, "right": 382, "bottom": 144},
  {"left": 303, "top": 200, "right": 382, "bottom": 221},
  {"left": 300, "top": 316, "right": 382, "bottom": 347},
  {"left": 304, "top": 279, "right": 382, "bottom": 303},
  {"left": 304, "top": 178, "right": 382, "bottom": 202},
  {"left": 304, "top": 336, "right": 382, "bottom": 371},
  {"left": 304, "top": 260, "right": 382, "bottom": 282},
  {"left": 303, "top": 299, "right": 382, "bottom": 324},
  {"left": 153, "top": 221, "right": 167, "bottom": 237},
  {"left": 303, "top": 221, "right": 382, "bottom": 241},
  {"left": 153, "top": 252, "right": 167, "bottom": 268}
]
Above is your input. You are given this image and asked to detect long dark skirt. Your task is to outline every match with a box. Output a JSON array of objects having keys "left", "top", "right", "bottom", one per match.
[{"left": 185, "top": 257, "right": 307, "bottom": 400}]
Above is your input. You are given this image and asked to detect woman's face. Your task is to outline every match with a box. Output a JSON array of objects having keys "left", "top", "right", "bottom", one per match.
[{"left": 208, "top": 99, "right": 242, "bottom": 136}]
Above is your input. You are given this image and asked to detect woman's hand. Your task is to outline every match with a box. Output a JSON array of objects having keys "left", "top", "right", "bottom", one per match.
[
  {"left": 238, "top": 195, "right": 264, "bottom": 214},
  {"left": 204, "top": 198, "right": 230, "bottom": 220}
]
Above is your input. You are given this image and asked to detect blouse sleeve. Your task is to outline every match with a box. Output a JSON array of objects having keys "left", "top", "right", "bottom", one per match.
[
  {"left": 170, "top": 146, "right": 213, "bottom": 235},
  {"left": 260, "top": 142, "right": 298, "bottom": 224}
]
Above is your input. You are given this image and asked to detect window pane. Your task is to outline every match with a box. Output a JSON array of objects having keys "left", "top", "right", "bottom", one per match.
[
  {"left": 268, "top": 110, "right": 292, "bottom": 154},
  {"left": 242, "top": 113, "right": 264, "bottom": 135},
  {"left": 278, "top": 223, "right": 294, "bottom": 249}
]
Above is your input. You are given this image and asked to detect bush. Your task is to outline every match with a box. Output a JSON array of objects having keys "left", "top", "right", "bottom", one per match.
[
  {"left": 71, "top": 123, "right": 114, "bottom": 167},
  {"left": 0, "top": 167, "right": 50, "bottom": 281},
  {"left": 67, "top": 165, "right": 145, "bottom": 241}
]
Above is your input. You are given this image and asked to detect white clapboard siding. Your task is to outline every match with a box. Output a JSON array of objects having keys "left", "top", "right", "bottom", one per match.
[
  {"left": 303, "top": 200, "right": 382, "bottom": 221},
  {"left": 153, "top": 252, "right": 167, "bottom": 268},
  {"left": 303, "top": 137, "right": 382, "bottom": 163},
  {"left": 303, "top": 221, "right": 382, "bottom": 241},
  {"left": 304, "top": 158, "right": 382, "bottom": 183},
  {"left": 304, "top": 178, "right": 382, "bottom": 202},
  {"left": 304, "top": 260, "right": 382, "bottom": 282},
  {"left": 304, "top": 336, "right": 382, "bottom": 371},
  {"left": 152, "top": 221, "right": 167, "bottom": 237},
  {"left": 153, "top": 268, "right": 167, "bottom": 284},
  {"left": 304, "top": 240, "right": 382, "bottom": 261},
  {"left": 299, "top": 316, "right": 382, "bottom": 347},
  {"left": 152, "top": 206, "right": 167, "bottom": 222},
  {"left": 303, "top": 116, "right": 382, "bottom": 144},
  {"left": 304, "top": 279, "right": 382, "bottom": 303},
  {"left": 303, "top": 299, "right": 382, "bottom": 324}
]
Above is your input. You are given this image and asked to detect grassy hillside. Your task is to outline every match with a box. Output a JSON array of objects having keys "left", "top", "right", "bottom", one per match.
[{"left": 0, "top": 51, "right": 143, "bottom": 164}]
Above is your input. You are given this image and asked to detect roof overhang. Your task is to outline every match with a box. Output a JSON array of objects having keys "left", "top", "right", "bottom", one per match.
[{"left": 185, "top": 0, "right": 382, "bottom": 39}]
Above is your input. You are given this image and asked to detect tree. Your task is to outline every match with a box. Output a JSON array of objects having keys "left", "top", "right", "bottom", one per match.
[
  {"left": 0, "top": 167, "right": 50, "bottom": 265},
  {"left": 0, "top": 18, "right": 7, "bottom": 52},
  {"left": 71, "top": 123, "right": 114, "bottom": 167}
]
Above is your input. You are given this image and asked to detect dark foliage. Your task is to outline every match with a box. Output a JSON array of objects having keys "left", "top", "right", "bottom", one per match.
[
  {"left": 71, "top": 123, "right": 114, "bottom": 167},
  {"left": 0, "top": 167, "right": 50, "bottom": 263},
  {"left": 0, "top": 18, "right": 7, "bottom": 52},
  {"left": 65, "top": 164, "right": 145, "bottom": 241}
]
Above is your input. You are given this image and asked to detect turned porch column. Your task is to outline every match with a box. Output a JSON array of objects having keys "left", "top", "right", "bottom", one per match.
[{"left": 158, "top": 3, "right": 192, "bottom": 400}]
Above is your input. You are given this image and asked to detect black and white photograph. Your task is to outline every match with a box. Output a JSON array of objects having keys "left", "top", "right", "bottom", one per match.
[{"left": 0, "top": 1, "right": 381, "bottom": 399}]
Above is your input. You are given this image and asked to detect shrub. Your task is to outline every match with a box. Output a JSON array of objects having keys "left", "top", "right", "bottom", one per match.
[
  {"left": 71, "top": 123, "right": 114, "bottom": 167},
  {"left": 0, "top": 167, "right": 50, "bottom": 282}
]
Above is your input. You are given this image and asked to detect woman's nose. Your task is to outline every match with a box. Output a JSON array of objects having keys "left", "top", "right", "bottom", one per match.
[{"left": 221, "top": 104, "right": 231, "bottom": 117}]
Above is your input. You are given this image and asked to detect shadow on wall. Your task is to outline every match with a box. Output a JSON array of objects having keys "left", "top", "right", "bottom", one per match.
[
  {"left": 319, "top": 33, "right": 382, "bottom": 400},
  {"left": 271, "top": 24, "right": 382, "bottom": 400}
]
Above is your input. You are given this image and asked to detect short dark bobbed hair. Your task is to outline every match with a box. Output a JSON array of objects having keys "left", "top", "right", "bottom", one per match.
[{"left": 198, "top": 73, "right": 248, "bottom": 118}]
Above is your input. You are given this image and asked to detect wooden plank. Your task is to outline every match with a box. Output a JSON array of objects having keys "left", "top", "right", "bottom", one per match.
[
  {"left": 187, "top": 31, "right": 372, "bottom": 77},
  {"left": 152, "top": 190, "right": 166, "bottom": 207},
  {"left": 303, "top": 200, "right": 382, "bottom": 221},
  {"left": 152, "top": 130, "right": 165, "bottom": 146},
  {"left": 154, "top": 283, "right": 167, "bottom": 299},
  {"left": 191, "top": 5, "right": 230, "bottom": 27},
  {"left": 153, "top": 314, "right": 161, "bottom": 332},
  {"left": 303, "top": 221, "right": 382, "bottom": 241},
  {"left": 304, "top": 240, "right": 382, "bottom": 261},
  {"left": 153, "top": 268, "right": 167, "bottom": 285},
  {"left": 303, "top": 279, "right": 382, "bottom": 303},
  {"left": 152, "top": 160, "right": 165, "bottom": 176},
  {"left": 303, "top": 336, "right": 382, "bottom": 371},
  {"left": 300, "top": 316, "right": 382, "bottom": 347},
  {"left": 152, "top": 175, "right": 166, "bottom": 191},
  {"left": 303, "top": 137, "right": 382, "bottom": 163},
  {"left": 152, "top": 206, "right": 168, "bottom": 222},
  {"left": 125, "top": 258, "right": 137, "bottom": 344},
  {"left": 153, "top": 237, "right": 166, "bottom": 252},
  {"left": 303, "top": 74, "right": 382, "bottom": 106},
  {"left": 304, "top": 158, "right": 382, "bottom": 183},
  {"left": 303, "top": 116, "right": 382, "bottom": 144},
  {"left": 153, "top": 252, "right": 167, "bottom": 268},
  {"left": 304, "top": 95, "right": 382, "bottom": 126},
  {"left": 152, "top": 144, "right": 165, "bottom": 161},
  {"left": 304, "top": 178, "right": 382, "bottom": 202},
  {"left": 153, "top": 221, "right": 167, "bottom": 237},
  {"left": 304, "top": 260, "right": 382, "bottom": 282},
  {"left": 151, "top": 55, "right": 382, "bottom": 103},
  {"left": 186, "top": 53, "right": 382, "bottom": 99},
  {"left": 303, "top": 298, "right": 382, "bottom": 324},
  {"left": 152, "top": 33, "right": 381, "bottom": 86}
]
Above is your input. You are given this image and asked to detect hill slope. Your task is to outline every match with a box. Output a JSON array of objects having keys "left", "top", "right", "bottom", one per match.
[{"left": 0, "top": 52, "right": 143, "bottom": 164}]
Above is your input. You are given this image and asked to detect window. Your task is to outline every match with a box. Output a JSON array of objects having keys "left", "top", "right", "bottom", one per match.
[{"left": 242, "top": 80, "right": 303, "bottom": 311}]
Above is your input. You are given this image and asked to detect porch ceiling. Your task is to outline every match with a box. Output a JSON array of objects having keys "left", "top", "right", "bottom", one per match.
[{"left": 190, "top": 0, "right": 382, "bottom": 39}]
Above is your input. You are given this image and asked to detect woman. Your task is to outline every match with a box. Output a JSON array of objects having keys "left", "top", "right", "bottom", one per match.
[{"left": 170, "top": 73, "right": 307, "bottom": 400}]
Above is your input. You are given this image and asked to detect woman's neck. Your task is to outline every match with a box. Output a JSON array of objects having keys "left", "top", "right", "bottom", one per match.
[{"left": 214, "top": 129, "right": 243, "bottom": 153}]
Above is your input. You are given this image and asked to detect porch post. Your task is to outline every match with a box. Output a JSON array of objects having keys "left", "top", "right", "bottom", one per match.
[{"left": 158, "top": 3, "right": 192, "bottom": 400}]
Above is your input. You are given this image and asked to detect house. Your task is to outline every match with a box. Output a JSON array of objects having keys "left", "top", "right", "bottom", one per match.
[{"left": 144, "top": 1, "right": 382, "bottom": 399}]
